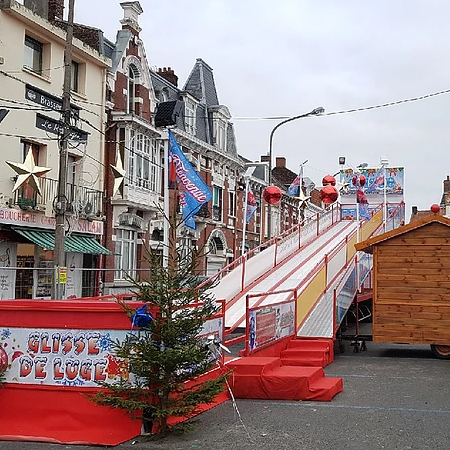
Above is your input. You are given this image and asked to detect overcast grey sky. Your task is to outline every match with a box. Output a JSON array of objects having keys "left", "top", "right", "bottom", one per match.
[{"left": 75, "top": 0, "right": 450, "bottom": 213}]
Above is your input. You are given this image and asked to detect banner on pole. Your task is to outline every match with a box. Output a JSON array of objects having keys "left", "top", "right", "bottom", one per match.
[{"left": 168, "top": 130, "right": 212, "bottom": 229}]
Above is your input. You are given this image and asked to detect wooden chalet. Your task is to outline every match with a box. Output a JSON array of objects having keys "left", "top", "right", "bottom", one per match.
[{"left": 355, "top": 214, "right": 450, "bottom": 358}]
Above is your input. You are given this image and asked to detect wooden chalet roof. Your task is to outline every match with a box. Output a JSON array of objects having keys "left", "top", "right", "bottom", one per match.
[{"left": 355, "top": 214, "right": 450, "bottom": 254}]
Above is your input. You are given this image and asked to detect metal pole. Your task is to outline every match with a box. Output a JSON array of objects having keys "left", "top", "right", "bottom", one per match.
[
  {"left": 241, "top": 177, "right": 249, "bottom": 258},
  {"left": 297, "top": 159, "right": 308, "bottom": 224},
  {"left": 162, "top": 133, "right": 170, "bottom": 268},
  {"left": 267, "top": 107, "right": 324, "bottom": 240},
  {"left": 54, "top": 0, "right": 75, "bottom": 299}
]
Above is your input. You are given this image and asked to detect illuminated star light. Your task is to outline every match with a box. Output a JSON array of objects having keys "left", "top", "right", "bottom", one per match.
[
  {"left": 110, "top": 151, "right": 126, "bottom": 197},
  {"left": 6, "top": 148, "right": 51, "bottom": 196}
]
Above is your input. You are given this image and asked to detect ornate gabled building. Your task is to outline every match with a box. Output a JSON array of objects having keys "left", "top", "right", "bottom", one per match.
[
  {"left": 150, "top": 58, "right": 245, "bottom": 276},
  {"left": 101, "top": 2, "right": 162, "bottom": 295},
  {"left": 100, "top": 2, "right": 247, "bottom": 293}
]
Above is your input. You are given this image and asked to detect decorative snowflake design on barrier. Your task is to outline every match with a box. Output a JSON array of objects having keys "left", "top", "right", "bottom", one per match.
[
  {"left": 98, "top": 333, "right": 112, "bottom": 353},
  {"left": 1, "top": 329, "right": 11, "bottom": 340}
]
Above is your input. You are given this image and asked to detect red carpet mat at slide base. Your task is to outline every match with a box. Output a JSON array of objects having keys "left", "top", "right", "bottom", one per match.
[{"left": 227, "top": 339, "right": 343, "bottom": 401}]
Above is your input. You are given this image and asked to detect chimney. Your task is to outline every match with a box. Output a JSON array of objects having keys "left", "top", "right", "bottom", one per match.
[
  {"left": 157, "top": 67, "right": 178, "bottom": 87},
  {"left": 412, "top": 206, "right": 418, "bottom": 215},
  {"left": 276, "top": 157, "right": 286, "bottom": 168},
  {"left": 260, "top": 155, "right": 270, "bottom": 163},
  {"left": 48, "top": 0, "right": 64, "bottom": 22},
  {"left": 444, "top": 175, "right": 450, "bottom": 194},
  {"left": 120, "top": 1, "right": 143, "bottom": 34},
  {"left": 24, "top": 0, "right": 49, "bottom": 19}
]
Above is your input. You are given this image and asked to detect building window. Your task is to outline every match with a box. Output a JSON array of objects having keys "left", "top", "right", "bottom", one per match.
[
  {"left": 71, "top": 61, "right": 79, "bottom": 92},
  {"left": 128, "top": 129, "right": 159, "bottom": 192},
  {"left": 128, "top": 65, "right": 139, "bottom": 114},
  {"left": 158, "top": 88, "right": 168, "bottom": 103},
  {"left": 24, "top": 35, "right": 43, "bottom": 74},
  {"left": 229, "top": 191, "right": 236, "bottom": 217},
  {"left": 185, "top": 99, "right": 196, "bottom": 134},
  {"left": 212, "top": 186, "right": 223, "bottom": 221},
  {"left": 114, "top": 229, "right": 137, "bottom": 279},
  {"left": 214, "top": 120, "right": 226, "bottom": 151}
]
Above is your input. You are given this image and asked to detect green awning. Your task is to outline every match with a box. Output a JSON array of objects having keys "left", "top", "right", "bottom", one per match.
[{"left": 13, "top": 228, "right": 112, "bottom": 255}]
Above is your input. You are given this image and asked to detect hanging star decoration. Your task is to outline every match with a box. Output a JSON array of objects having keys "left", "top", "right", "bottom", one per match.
[
  {"left": 110, "top": 150, "right": 126, "bottom": 197},
  {"left": 6, "top": 148, "right": 51, "bottom": 196},
  {"left": 297, "top": 188, "right": 311, "bottom": 209}
]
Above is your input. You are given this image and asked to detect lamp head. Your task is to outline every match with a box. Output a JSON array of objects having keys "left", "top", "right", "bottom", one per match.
[{"left": 311, "top": 107, "right": 325, "bottom": 115}]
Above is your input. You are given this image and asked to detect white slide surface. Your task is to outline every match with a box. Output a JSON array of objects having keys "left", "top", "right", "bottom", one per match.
[{"left": 224, "top": 220, "right": 357, "bottom": 329}]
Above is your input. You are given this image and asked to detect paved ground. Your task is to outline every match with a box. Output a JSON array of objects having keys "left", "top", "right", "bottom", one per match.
[{"left": 0, "top": 340, "right": 449, "bottom": 449}]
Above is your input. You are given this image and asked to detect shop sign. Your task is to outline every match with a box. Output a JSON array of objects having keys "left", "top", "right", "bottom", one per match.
[
  {"left": 25, "top": 84, "right": 80, "bottom": 118},
  {"left": 0, "top": 327, "right": 130, "bottom": 387},
  {"left": 0, "top": 207, "right": 103, "bottom": 235},
  {"left": 36, "top": 113, "right": 89, "bottom": 143},
  {"left": 56, "top": 267, "right": 67, "bottom": 284}
]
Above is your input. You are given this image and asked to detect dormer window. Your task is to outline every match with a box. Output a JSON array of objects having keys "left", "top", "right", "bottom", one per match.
[
  {"left": 185, "top": 99, "right": 196, "bottom": 135},
  {"left": 159, "top": 88, "right": 168, "bottom": 103},
  {"left": 211, "top": 106, "right": 231, "bottom": 152},
  {"left": 215, "top": 120, "right": 226, "bottom": 151}
]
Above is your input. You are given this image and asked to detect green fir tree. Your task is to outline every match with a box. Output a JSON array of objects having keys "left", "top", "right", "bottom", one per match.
[{"left": 93, "top": 216, "right": 228, "bottom": 436}]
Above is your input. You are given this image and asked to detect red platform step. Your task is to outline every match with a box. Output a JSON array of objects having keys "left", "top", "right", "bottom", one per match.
[
  {"left": 227, "top": 354, "right": 342, "bottom": 402},
  {"left": 280, "top": 339, "right": 334, "bottom": 367}
]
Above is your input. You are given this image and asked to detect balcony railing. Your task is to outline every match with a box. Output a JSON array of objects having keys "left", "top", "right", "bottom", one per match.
[{"left": 12, "top": 177, "right": 104, "bottom": 216}]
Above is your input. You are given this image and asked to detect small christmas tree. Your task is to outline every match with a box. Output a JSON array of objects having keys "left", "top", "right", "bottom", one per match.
[{"left": 93, "top": 218, "right": 228, "bottom": 436}]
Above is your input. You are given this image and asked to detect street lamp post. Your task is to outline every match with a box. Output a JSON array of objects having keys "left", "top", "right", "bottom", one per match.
[{"left": 267, "top": 107, "right": 325, "bottom": 240}]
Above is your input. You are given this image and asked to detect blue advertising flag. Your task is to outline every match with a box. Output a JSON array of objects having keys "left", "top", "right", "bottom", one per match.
[{"left": 168, "top": 130, "right": 212, "bottom": 229}]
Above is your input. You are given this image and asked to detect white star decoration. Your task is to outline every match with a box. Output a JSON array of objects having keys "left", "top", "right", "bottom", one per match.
[
  {"left": 6, "top": 149, "right": 51, "bottom": 196},
  {"left": 110, "top": 151, "right": 126, "bottom": 197},
  {"left": 297, "top": 189, "right": 311, "bottom": 209}
]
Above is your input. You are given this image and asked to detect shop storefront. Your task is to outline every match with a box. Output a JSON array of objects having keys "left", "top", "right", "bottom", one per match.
[{"left": 0, "top": 207, "right": 109, "bottom": 299}]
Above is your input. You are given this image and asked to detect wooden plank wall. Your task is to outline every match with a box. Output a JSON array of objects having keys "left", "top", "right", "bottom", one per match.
[{"left": 373, "top": 222, "right": 450, "bottom": 345}]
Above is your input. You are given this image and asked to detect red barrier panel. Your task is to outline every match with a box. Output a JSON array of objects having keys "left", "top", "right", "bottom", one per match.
[{"left": 0, "top": 299, "right": 145, "bottom": 445}]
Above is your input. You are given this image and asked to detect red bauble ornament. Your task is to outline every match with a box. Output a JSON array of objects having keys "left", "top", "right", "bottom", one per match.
[
  {"left": 320, "top": 185, "right": 339, "bottom": 204},
  {"left": 322, "top": 175, "right": 336, "bottom": 186},
  {"left": 263, "top": 186, "right": 282, "bottom": 205},
  {"left": 431, "top": 204, "right": 441, "bottom": 214},
  {"left": 0, "top": 346, "right": 8, "bottom": 372},
  {"left": 352, "top": 174, "right": 366, "bottom": 187}
]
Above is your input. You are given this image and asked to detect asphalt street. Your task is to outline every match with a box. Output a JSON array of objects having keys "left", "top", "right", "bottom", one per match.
[{"left": 0, "top": 341, "right": 449, "bottom": 450}]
